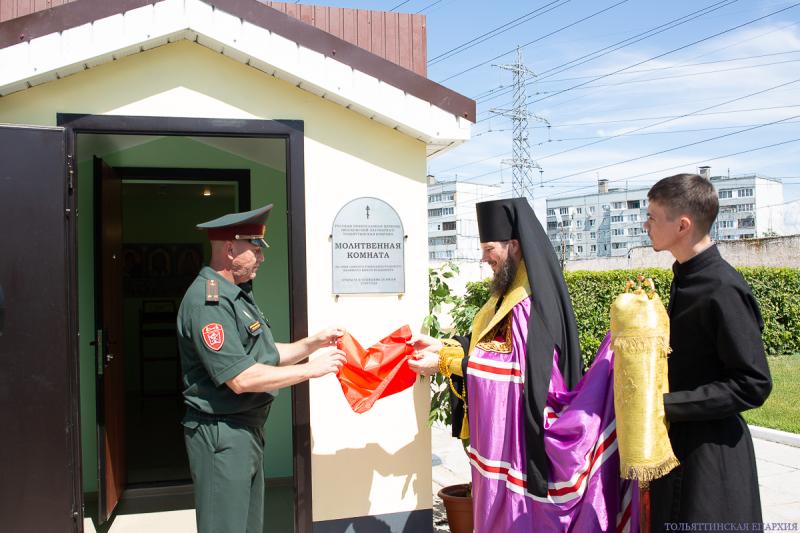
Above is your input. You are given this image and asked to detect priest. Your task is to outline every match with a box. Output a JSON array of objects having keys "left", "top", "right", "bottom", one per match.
[{"left": 410, "top": 198, "right": 635, "bottom": 532}]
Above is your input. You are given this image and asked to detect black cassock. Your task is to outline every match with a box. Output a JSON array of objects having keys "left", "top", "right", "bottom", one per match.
[{"left": 650, "top": 245, "right": 772, "bottom": 531}]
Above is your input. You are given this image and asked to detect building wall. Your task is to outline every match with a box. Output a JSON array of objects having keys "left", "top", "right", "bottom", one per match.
[
  {"left": 546, "top": 187, "right": 651, "bottom": 261},
  {"left": 565, "top": 235, "right": 800, "bottom": 271},
  {"left": 0, "top": 40, "right": 431, "bottom": 522},
  {"left": 427, "top": 180, "right": 501, "bottom": 263},
  {"left": 549, "top": 176, "right": 786, "bottom": 261}
]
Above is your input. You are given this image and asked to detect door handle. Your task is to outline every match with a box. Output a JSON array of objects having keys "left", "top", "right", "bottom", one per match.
[
  {"left": 91, "top": 329, "right": 106, "bottom": 376},
  {"left": 0, "top": 284, "right": 5, "bottom": 337}
]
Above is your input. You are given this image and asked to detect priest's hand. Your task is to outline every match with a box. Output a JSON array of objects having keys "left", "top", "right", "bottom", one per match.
[
  {"left": 408, "top": 350, "right": 440, "bottom": 377},
  {"left": 408, "top": 334, "right": 442, "bottom": 377}
]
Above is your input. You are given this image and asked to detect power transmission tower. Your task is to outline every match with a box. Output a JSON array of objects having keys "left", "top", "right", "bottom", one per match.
[{"left": 490, "top": 47, "right": 549, "bottom": 206}]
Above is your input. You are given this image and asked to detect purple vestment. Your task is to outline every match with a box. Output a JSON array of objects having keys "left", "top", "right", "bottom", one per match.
[{"left": 466, "top": 297, "right": 637, "bottom": 532}]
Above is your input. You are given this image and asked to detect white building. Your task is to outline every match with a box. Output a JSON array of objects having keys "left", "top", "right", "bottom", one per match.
[
  {"left": 427, "top": 176, "right": 506, "bottom": 262},
  {"left": 546, "top": 180, "right": 651, "bottom": 262},
  {"left": 710, "top": 172, "right": 784, "bottom": 240},
  {"left": 546, "top": 169, "right": 786, "bottom": 262}
]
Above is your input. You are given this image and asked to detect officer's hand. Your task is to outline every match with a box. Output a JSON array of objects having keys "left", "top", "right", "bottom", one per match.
[
  {"left": 409, "top": 333, "right": 442, "bottom": 353},
  {"left": 306, "top": 346, "right": 346, "bottom": 378},
  {"left": 310, "top": 326, "right": 345, "bottom": 351}
]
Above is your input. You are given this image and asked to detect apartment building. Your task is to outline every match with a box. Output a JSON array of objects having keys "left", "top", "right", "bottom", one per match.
[
  {"left": 545, "top": 168, "right": 785, "bottom": 262},
  {"left": 427, "top": 176, "right": 505, "bottom": 262}
]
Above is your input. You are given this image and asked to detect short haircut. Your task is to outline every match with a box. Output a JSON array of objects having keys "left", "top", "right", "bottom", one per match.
[{"left": 648, "top": 173, "right": 719, "bottom": 235}]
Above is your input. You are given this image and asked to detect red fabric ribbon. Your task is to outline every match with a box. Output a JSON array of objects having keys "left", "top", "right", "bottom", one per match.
[{"left": 336, "top": 325, "right": 417, "bottom": 414}]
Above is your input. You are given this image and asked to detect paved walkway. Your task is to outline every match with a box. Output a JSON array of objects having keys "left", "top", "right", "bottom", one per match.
[
  {"left": 84, "top": 424, "right": 799, "bottom": 532},
  {"left": 431, "top": 423, "right": 800, "bottom": 529}
]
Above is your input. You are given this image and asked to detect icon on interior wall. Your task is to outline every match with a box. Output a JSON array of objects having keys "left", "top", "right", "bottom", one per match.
[{"left": 123, "top": 243, "right": 203, "bottom": 297}]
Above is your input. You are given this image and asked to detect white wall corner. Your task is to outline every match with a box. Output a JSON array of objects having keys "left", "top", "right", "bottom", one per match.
[
  {"left": 238, "top": 21, "right": 271, "bottom": 61},
  {"left": 60, "top": 23, "right": 93, "bottom": 75},
  {"left": 90, "top": 13, "right": 125, "bottom": 53},
  {"left": 27, "top": 32, "right": 62, "bottom": 77},
  {"left": 185, "top": 0, "right": 216, "bottom": 42},
  {"left": 153, "top": 0, "right": 189, "bottom": 36},
  {"left": 261, "top": 32, "right": 302, "bottom": 86},
  {"left": 0, "top": 41, "right": 30, "bottom": 88},
  {"left": 122, "top": 3, "right": 155, "bottom": 45},
  {"left": 316, "top": 56, "right": 353, "bottom": 105}
]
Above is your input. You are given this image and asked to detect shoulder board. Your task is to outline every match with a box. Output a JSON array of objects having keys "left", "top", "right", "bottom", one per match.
[{"left": 205, "top": 279, "right": 220, "bottom": 303}]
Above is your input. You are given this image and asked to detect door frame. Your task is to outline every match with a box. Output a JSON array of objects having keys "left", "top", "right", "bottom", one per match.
[{"left": 58, "top": 113, "right": 311, "bottom": 533}]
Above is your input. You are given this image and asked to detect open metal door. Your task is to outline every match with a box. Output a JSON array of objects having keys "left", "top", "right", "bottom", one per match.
[
  {"left": 94, "top": 156, "right": 126, "bottom": 523},
  {"left": 0, "top": 125, "right": 81, "bottom": 532}
]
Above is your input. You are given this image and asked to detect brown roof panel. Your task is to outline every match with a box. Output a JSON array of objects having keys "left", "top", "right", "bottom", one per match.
[{"left": 0, "top": 0, "right": 473, "bottom": 121}]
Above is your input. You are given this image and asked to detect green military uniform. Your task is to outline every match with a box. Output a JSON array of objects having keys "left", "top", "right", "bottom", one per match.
[{"left": 178, "top": 204, "right": 278, "bottom": 533}]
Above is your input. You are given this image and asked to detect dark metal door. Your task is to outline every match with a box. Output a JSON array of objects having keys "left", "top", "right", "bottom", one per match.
[
  {"left": 0, "top": 125, "right": 81, "bottom": 532},
  {"left": 94, "top": 157, "right": 126, "bottom": 524}
]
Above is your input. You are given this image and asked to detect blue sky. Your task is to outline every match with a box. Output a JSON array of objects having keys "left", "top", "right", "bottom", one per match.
[{"left": 301, "top": 0, "right": 800, "bottom": 229}]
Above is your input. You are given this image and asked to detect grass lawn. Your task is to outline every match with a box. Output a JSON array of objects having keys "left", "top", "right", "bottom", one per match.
[{"left": 742, "top": 355, "right": 800, "bottom": 434}]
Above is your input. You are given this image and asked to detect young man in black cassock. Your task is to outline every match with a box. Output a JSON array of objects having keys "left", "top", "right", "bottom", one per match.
[{"left": 644, "top": 173, "right": 772, "bottom": 531}]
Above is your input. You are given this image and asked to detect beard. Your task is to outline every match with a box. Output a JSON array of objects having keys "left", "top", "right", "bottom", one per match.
[{"left": 490, "top": 257, "right": 518, "bottom": 296}]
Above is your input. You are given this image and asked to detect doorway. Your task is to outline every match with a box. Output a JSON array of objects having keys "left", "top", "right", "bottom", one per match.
[
  {"left": 63, "top": 115, "right": 310, "bottom": 532},
  {"left": 118, "top": 174, "right": 244, "bottom": 488}
]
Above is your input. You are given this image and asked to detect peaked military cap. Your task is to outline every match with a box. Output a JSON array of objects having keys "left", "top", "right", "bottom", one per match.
[{"left": 197, "top": 204, "right": 273, "bottom": 248}]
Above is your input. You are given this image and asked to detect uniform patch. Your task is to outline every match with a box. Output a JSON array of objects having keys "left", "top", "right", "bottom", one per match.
[
  {"left": 202, "top": 323, "right": 225, "bottom": 351},
  {"left": 248, "top": 320, "right": 262, "bottom": 334}
]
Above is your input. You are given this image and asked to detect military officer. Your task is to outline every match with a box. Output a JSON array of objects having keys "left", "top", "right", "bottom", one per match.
[{"left": 178, "top": 203, "right": 346, "bottom": 533}]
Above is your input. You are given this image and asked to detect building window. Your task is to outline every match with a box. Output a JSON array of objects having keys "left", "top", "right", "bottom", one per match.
[
  {"left": 627, "top": 200, "right": 640, "bottom": 209},
  {"left": 429, "top": 252, "right": 436, "bottom": 259},
  {"left": 612, "top": 228, "right": 625, "bottom": 236},
  {"left": 547, "top": 221, "right": 558, "bottom": 230},
  {"left": 718, "top": 189, "right": 733, "bottom": 199},
  {"left": 428, "top": 194, "right": 442, "bottom": 203},
  {"left": 443, "top": 192, "right": 455, "bottom": 201},
  {"left": 739, "top": 234, "right": 754, "bottom": 239},
  {"left": 611, "top": 215, "right": 623, "bottom": 223},
  {"left": 577, "top": 233, "right": 583, "bottom": 240},
  {"left": 559, "top": 207, "right": 569, "bottom": 215},
  {"left": 428, "top": 208, "right": 442, "bottom": 217},
  {"left": 547, "top": 209, "right": 555, "bottom": 216},
  {"left": 589, "top": 219, "right": 595, "bottom": 227},
  {"left": 738, "top": 217, "right": 755, "bottom": 228},
  {"left": 577, "top": 246, "right": 583, "bottom": 253},
  {"left": 444, "top": 207, "right": 454, "bottom": 215},
  {"left": 642, "top": 199, "right": 648, "bottom": 207},
  {"left": 737, "top": 188, "right": 753, "bottom": 198},
  {"left": 590, "top": 244, "right": 596, "bottom": 252},
  {"left": 736, "top": 203, "right": 754, "bottom": 212},
  {"left": 612, "top": 202, "right": 624, "bottom": 209},
  {"left": 442, "top": 221, "right": 456, "bottom": 231},
  {"left": 627, "top": 227, "right": 641, "bottom": 236},
  {"left": 718, "top": 220, "right": 734, "bottom": 229},
  {"left": 612, "top": 242, "right": 627, "bottom": 249},
  {"left": 429, "top": 236, "right": 458, "bottom": 246},
  {"left": 628, "top": 214, "right": 638, "bottom": 222},
  {"left": 576, "top": 207, "right": 583, "bottom": 214},
  {"left": 589, "top": 206, "right": 596, "bottom": 214},
  {"left": 590, "top": 232, "right": 596, "bottom": 239}
]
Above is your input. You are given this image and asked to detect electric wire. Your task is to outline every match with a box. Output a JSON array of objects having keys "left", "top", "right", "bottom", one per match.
[
  {"left": 436, "top": 0, "right": 631, "bottom": 83},
  {"left": 428, "top": 0, "right": 571, "bottom": 66},
  {"left": 475, "top": 0, "right": 740, "bottom": 104}
]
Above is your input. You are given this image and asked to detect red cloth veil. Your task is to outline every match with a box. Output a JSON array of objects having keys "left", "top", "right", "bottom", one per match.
[{"left": 336, "top": 325, "right": 416, "bottom": 414}]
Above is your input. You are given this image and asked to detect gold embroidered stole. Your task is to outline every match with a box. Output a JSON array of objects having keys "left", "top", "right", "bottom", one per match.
[{"left": 611, "top": 290, "right": 679, "bottom": 485}]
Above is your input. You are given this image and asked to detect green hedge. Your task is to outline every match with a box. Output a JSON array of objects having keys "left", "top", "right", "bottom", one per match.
[{"left": 451, "top": 268, "right": 800, "bottom": 368}]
